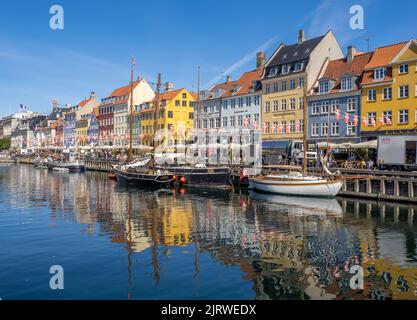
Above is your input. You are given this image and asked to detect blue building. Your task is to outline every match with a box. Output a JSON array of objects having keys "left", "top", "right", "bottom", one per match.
[
  {"left": 88, "top": 108, "right": 99, "bottom": 146},
  {"left": 307, "top": 47, "right": 372, "bottom": 144},
  {"left": 63, "top": 108, "right": 77, "bottom": 148}
]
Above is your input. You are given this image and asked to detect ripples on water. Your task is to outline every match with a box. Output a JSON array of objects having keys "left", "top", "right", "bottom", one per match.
[{"left": 0, "top": 164, "right": 417, "bottom": 300}]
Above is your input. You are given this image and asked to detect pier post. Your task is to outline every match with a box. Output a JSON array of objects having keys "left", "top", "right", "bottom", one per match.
[
  {"left": 342, "top": 180, "right": 347, "bottom": 192},
  {"left": 394, "top": 180, "right": 400, "bottom": 197},
  {"left": 342, "top": 200, "right": 347, "bottom": 213},
  {"left": 366, "top": 179, "right": 372, "bottom": 194},
  {"left": 354, "top": 202, "right": 359, "bottom": 218},
  {"left": 380, "top": 179, "right": 385, "bottom": 196},
  {"left": 408, "top": 208, "right": 414, "bottom": 225},
  {"left": 355, "top": 179, "right": 360, "bottom": 193},
  {"left": 408, "top": 181, "right": 414, "bottom": 199},
  {"left": 366, "top": 203, "right": 372, "bottom": 219},
  {"left": 394, "top": 206, "right": 400, "bottom": 223}
]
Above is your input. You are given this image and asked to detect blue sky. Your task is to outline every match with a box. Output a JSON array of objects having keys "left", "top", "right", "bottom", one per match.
[{"left": 0, "top": 0, "right": 416, "bottom": 115}]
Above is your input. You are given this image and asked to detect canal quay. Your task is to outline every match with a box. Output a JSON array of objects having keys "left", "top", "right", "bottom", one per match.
[{"left": 1, "top": 164, "right": 417, "bottom": 300}]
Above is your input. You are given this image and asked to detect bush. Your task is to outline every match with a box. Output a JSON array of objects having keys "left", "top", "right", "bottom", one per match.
[{"left": 0, "top": 137, "right": 11, "bottom": 150}]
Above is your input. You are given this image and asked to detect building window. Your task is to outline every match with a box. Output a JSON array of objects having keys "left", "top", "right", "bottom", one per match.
[
  {"left": 341, "top": 77, "right": 353, "bottom": 91},
  {"left": 246, "top": 96, "right": 251, "bottom": 106},
  {"left": 320, "top": 123, "right": 329, "bottom": 136},
  {"left": 216, "top": 118, "right": 221, "bottom": 128},
  {"left": 374, "top": 68, "right": 386, "bottom": 80},
  {"left": 347, "top": 98, "right": 356, "bottom": 112},
  {"left": 321, "top": 101, "right": 329, "bottom": 114},
  {"left": 290, "top": 79, "right": 296, "bottom": 90},
  {"left": 383, "top": 87, "right": 392, "bottom": 100},
  {"left": 265, "top": 101, "right": 270, "bottom": 113},
  {"left": 290, "top": 120, "right": 295, "bottom": 132},
  {"left": 281, "top": 99, "right": 287, "bottom": 111},
  {"left": 319, "top": 81, "right": 329, "bottom": 94},
  {"left": 290, "top": 98, "right": 296, "bottom": 110},
  {"left": 238, "top": 98, "right": 244, "bottom": 107},
  {"left": 254, "top": 113, "right": 260, "bottom": 124},
  {"left": 294, "top": 62, "right": 304, "bottom": 72},
  {"left": 299, "top": 119, "right": 304, "bottom": 132},
  {"left": 399, "top": 85, "right": 409, "bottom": 99},
  {"left": 399, "top": 64, "right": 409, "bottom": 74},
  {"left": 298, "top": 97, "right": 304, "bottom": 109},
  {"left": 175, "top": 100, "right": 180, "bottom": 106},
  {"left": 367, "top": 112, "right": 376, "bottom": 125},
  {"left": 265, "top": 122, "right": 270, "bottom": 134},
  {"left": 281, "top": 65, "right": 290, "bottom": 74},
  {"left": 331, "top": 100, "right": 340, "bottom": 113},
  {"left": 273, "top": 82, "right": 278, "bottom": 92},
  {"left": 231, "top": 99, "right": 236, "bottom": 108},
  {"left": 311, "top": 102, "right": 319, "bottom": 115},
  {"left": 230, "top": 116, "right": 235, "bottom": 127},
  {"left": 383, "top": 111, "right": 392, "bottom": 124},
  {"left": 222, "top": 100, "right": 228, "bottom": 110},
  {"left": 347, "top": 122, "right": 356, "bottom": 136},
  {"left": 273, "top": 100, "right": 278, "bottom": 112},
  {"left": 399, "top": 109, "right": 409, "bottom": 124},
  {"left": 265, "top": 84, "right": 270, "bottom": 94},
  {"left": 189, "top": 112, "right": 194, "bottom": 120},
  {"left": 272, "top": 121, "right": 278, "bottom": 133},
  {"left": 238, "top": 116, "right": 243, "bottom": 126},
  {"left": 222, "top": 117, "right": 227, "bottom": 127},
  {"left": 209, "top": 119, "right": 214, "bottom": 128},
  {"left": 331, "top": 122, "right": 340, "bottom": 136},
  {"left": 254, "top": 95, "right": 260, "bottom": 106},
  {"left": 281, "top": 81, "right": 287, "bottom": 91},
  {"left": 281, "top": 120, "right": 286, "bottom": 133},
  {"left": 182, "top": 100, "right": 187, "bottom": 107},
  {"left": 299, "top": 77, "right": 304, "bottom": 88},
  {"left": 268, "top": 68, "right": 277, "bottom": 77},
  {"left": 368, "top": 89, "right": 376, "bottom": 102}
]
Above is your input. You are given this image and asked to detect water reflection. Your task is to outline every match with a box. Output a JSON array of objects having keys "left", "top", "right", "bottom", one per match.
[{"left": 0, "top": 164, "right": 417, "bottom": 300}]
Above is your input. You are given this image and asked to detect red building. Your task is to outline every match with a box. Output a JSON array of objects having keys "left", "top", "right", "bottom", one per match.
[{"left": 99, "top": 97, "right": 114, "bottom": 146}]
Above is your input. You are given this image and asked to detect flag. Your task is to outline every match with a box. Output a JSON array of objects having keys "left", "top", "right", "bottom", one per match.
[
  {"left": 344, "top": 112, "right": 349, "bottom": 124},
  {"left": 132, "top": 56, "right": 136, "bottom": 66},
  {"left": 278, "top": 125, "right": 282, "bottom": 133},
  {"left": 353, "top": 115, "right": 358, "bottom": 126},
  {"left": 295, "top": 123, "right": 300, "bottom": 132},
  {"left": 371, "top": 117, "right": 376, "bottom": 127},
  {"left": 379, "top": 116, "right": 385, "bottom": 126},
  {"left": 253, "top": 121, "right": 258, "bottom": 130},
  {"left": 362, "top": 117, "right": 368, "bottom": 127},
  {"left": 243, "top": 117, "right": 249, "bottom": 128},
  {"left": 287, "top": 124, "right": 291, "bottom": 133},
  {"left": 335, "top": 108, "right": 340, "bottom": 120},
  {"left": 262, "top": 123, "right": 267, "bottom": 133},
  {"left": 386, "top": 117, "right": 392, "bottom": 125}
]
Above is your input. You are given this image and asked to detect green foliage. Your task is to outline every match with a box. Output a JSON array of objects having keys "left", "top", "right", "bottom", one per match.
[{"left": 0, "top": 137, "right": 11, "bottom": 150}]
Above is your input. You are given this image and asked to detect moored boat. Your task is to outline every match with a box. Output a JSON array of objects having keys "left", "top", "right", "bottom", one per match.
[
  {"left": 113, "top": 164, "right": 175, "bottom": 188},
  {"left": 47, "top": 161, "right": 85, "bottom": 173},
  {"left": 158, "top": 165, "right": 230, "bottom": 187}
]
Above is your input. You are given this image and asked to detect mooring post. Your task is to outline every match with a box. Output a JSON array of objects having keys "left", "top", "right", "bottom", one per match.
[
  {"left": 394, "top": 179, "right": 400, "bottom": 197},
  {"left": 366, "top": 179, "right": 372, "bottom": 194},
  {"left": 408, "top": 181, "right": 414, "bottom": 199}
]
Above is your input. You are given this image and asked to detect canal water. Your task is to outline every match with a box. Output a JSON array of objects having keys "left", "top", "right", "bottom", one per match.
[{"left": 1, "top": 164, "right": 417, "bottom": 300}]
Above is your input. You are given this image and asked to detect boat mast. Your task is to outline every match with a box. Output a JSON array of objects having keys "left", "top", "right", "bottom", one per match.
[
  {"left": 196, "top": 66, "right": 200, "bottom": 151},
  {"left": 129, "top": 57, "right": 135, "bottom": 162},
  {"left": 153, "top": 73, "right": 161, "bottom": 160},
  {"left": 302, "top": 76, "right": 308, "bottom": 176}
]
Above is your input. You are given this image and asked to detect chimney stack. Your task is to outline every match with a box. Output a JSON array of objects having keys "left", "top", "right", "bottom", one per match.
[
  {"left": 298, "top": 29, "right": 305, "bottom": 44},
  {"left": 347, "top": 46, "right": 356, "bottom": 63},
  {"left": 164, "top": 81, "right": 174, "bottom": 92},
  {"left": 256, "top": 51, "right": 266, "bottom": 69},
  {"left": 226, "top": 75, "right": 232, "bottom": 83},
  {"left": 90, "top": 91, "right": 96, "bottom": 99}
]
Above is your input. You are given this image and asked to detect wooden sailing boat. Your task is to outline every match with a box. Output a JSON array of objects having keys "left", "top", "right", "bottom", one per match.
[
  {"left": 249, "top": 77, "right": 343, "bottom": 197},
  {"left": 113, "top": 60, "right": 175, "bottom": 188}
]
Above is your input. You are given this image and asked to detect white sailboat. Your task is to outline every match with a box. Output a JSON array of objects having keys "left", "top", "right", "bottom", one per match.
[{"left": 249, "top": 79, "right": 343, "bottom": 197}]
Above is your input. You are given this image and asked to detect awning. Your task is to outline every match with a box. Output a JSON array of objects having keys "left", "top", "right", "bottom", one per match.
[
  {"left": 317, "top": 142, "right": 352, "bottom": 149},
  {"left": 350, "top": 140, "right": 377, "bottom": 149},
  {"left": 262, "top": 140, "right": 291, "bottom": 149}
]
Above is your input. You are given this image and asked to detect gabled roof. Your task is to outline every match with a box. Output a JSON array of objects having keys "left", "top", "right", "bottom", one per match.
[
  {"left": 222, "top": 68, "right": 263, "bottom": 98},
  {"left": 365, "top": 41, "right": 408, "bottom": 70},
  {"left": 313, "top": 52, "right": 373, "bottom": 94},
  {"left": 78, "top": 97, "right": 92, "bottom": 108},
  {"left": 390, "top": 38, "right": 417, "bottom": 64},
  {"left": 267, "top": 34, "right": 325, "bottom": 67},
  {"left": 111, "top": 79, "right": 142, "bottom": 97}
]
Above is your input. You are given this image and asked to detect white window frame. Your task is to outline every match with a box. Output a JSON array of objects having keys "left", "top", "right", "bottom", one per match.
[
  {"left": 347, "top": 98, "right": 356, "bottom": 112},
  {"left": 281, "top": 99, "right": 287, "bottom": 111},
  {"left": 331, "top": 100, "right": 339, "bottom": 113},
  {"left": 321, "top": 101, "right": 330, "bottom": 114},
  {"left": 368, "top": 89, "right": 376, "bottom": 102},
  {"left": 265, "top": 101, "right": 270, "bottom": 113},
  {"left": 290, "top": 98, "right": 296, "bottom": 110},
  {"left": 320, "top": 122, "right": 329, "bottom": 136},
  {"left": 399, "top": 85, "right": 409, "bottom": 99},
  {"left": 383, "top": 87, "right": 392, "bottom": 100},
  {"left": 331, "top": 122, "right": 340, "bottom": 136},
  {"left": 341, "top": 77, "right": 353, "bottom": 91},
  {"left": 399, "top": 64, "right": 409, "bottom": 74},
  {"left": 347, "top": 122, "right": 356, "bottom": 136},
  {"left": 319, "top": 81, "right": 330, "bottom": 94},
  {"left": 398, "top": 109, "right": 409, "bottom": 124},
  {"left": 311, "top": 102, "right": 319, "bottom": 115},
  {"left": 374, "top": 68, "right": 386, "bottom": 80}
]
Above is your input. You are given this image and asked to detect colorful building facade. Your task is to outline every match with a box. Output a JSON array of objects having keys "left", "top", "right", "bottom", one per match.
[{"left": 361, "top": 39, "right": 417, "bottom": 139}]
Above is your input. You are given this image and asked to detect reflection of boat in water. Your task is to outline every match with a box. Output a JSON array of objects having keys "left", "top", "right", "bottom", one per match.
[
  {"left": 52, "top": 167, "right": 70, "bottom": 173},
  {"left": 48, "top": 161, "right": 85, "bottom": 173},
  {"left": 249, "top": 190, "right": 343, "bottom": 215}
]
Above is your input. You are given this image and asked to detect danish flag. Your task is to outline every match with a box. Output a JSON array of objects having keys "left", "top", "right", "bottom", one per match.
[
  {"left": 335, "top": 108, "right": 341, "bottom": 120},
  {"left": 386, "top": 117, "right": 392, "bottom": 125},
  {"left": 353, "top": 115, "right": 358, "bottom": 126},
  {"left": 243, "top": 117, "right": 249, "bottom": 128},
  {"left": 253, "top": 121, "right": 258, "bottom": 130},
  {"left": 278, "top": 125, "right": 282, "bottom": 133},
  {"left": 295, "top": 123, "right": 300, "bottom": 132},
  {"left": 362, "top": 117, "right": 368, "bottom": 127},
  {"left": 379, "top": 116, "right": 385, "bottom": 126},
  {"left": 371, "top": 117, "right": 376, "bottom": 127},
  {"left": 287, "top": 124, "right": 291, "bottom": 133},
  {"left": 344, "top": 112, "right": 349, "bottom": 124},
  {"left": 262, "top": 122, "right": 267, "bottom": 133}
]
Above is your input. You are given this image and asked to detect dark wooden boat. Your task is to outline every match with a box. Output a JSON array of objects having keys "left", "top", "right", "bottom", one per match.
[
  {"left": 113, "top": 164, "right": 175, "bottom": 188},
  {"left": 159, "top": 166, "right": 230, "bottom": 187},
  {"left": 47, "top": 161, "right": 85, "bottom": 173}
]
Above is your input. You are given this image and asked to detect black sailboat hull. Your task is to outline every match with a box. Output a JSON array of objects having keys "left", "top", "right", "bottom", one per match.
[
  {"left": 160, "top": 166, "right": 231, "bottom": 187},
  {"left": 113, "top": 166, "right": 175, "bottom": 188}
]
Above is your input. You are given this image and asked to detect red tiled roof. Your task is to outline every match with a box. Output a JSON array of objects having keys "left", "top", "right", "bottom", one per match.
[
  {"left": 221, "top": 68, "right": 263, "bottom": 98},
  {"left": 365, "top": 41, "right": 408, "bottom": 70},
  {"left": 78, "top": 97, "right": 92, "bottom": 108},
  {"left": 111, "top": 80, "right": 142, "bottom": 97},
  {"left": 314, "top": 52, "right": 373, "bottom": 93}
]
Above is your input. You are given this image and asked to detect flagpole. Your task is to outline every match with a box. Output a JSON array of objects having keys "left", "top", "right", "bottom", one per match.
[{"left": 129, "top": 57, "right": 135, "bottom": 162}]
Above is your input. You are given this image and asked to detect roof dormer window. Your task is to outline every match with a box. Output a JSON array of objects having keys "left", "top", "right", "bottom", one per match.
[
  {"left": 268, "top": 67, "right": 278, "bottom": 77},
  {"left": 293, "top": 62, "right": 304, "bottom": 72},
  {"left": 374, "top": 67, "right": 386, "bottom": 81},
  {"left": 281, "top": 64, "right": 290, "bottom": 75},
  {"left": 319, "top": 80, "right": 330, "bottom": 94},
  {"left": 341, "top": 76, "right": 353, "bottom": 91}
]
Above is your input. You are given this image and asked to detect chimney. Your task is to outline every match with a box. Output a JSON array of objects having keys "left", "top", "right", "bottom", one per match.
[
  {"left": 256, "top": 51, "right": 266, "bottom": 69},
  {"left": 298, "top": 29, "right": 305, "bottom": 44},
  {"left": 90, "top": 91, "right": 96, "bottom": 99},
  {"left": 347, "top": 46, "right": 356, "bottom": 63},
  {"left": 226, "top": 75, "right": 232, "bottom": 83},
  {"left": 164, "top": 82, "right": 174, "bottom": 92}
]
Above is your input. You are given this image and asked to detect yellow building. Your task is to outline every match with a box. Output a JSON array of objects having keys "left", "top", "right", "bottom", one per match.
[
  {"left": 139, "top": 88, "right": 196, "bottom": 147},
  {"left": 261, "top": 30, "right": 343, "bottom": 141},
  {"left": 361, "top": 39, "right": 417, "bottom": 138}
]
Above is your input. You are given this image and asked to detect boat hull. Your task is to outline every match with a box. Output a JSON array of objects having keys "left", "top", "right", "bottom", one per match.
[
  {"left": 113, "top": 166, "right": 174, "bottom": 188},
  {"left": 249, "top": 177, "right": 343, "bottom": 197},
  {"left": 47, "top": 162, "right": 85, "bottom": 173},
  {"left": 160, "top": 166, "right": 230, "bottom": 187}
]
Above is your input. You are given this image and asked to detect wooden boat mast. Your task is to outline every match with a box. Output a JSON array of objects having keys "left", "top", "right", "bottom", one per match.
[
  {"left": 302, "top": 77, "right": 308, "bottom": 177},
  {"left": 153, "top": 73, "right": 161, "bottom": 160},
  {"left": 129, "top": 57, "right": 135, "bottom": 162}
]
